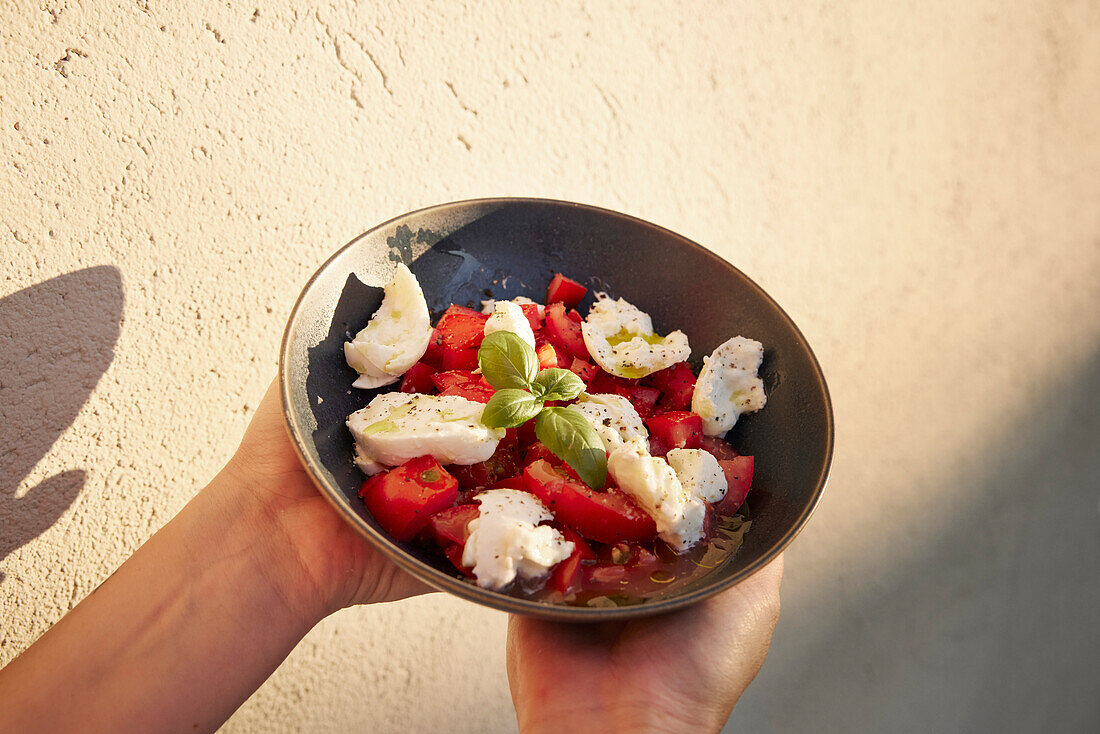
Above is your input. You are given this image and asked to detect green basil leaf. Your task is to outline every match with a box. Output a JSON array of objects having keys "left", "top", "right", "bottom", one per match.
[
  {"left": 478, "top": 331, "right": 538, "bottom": 390},
  {"left": 535, "top": 407, "right": 607, "bottom": 489},
  {"left": 530, "top": 368, "right": 585, "bottom": 402},
  {"left": 481, "top": 389, "right": 544, "bottom": 429}
]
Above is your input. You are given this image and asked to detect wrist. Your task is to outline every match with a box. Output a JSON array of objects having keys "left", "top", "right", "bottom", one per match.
[
  {"left": 200, "top": 467, "right": 335, "bottom": 626},
  {"left": 517, "top": 694, "right": 722, "bottom": 734}
]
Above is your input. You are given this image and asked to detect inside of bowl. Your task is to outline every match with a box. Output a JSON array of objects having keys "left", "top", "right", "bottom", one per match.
[{"left": 283, "top": 199, "right": 832, "bottom": 617}]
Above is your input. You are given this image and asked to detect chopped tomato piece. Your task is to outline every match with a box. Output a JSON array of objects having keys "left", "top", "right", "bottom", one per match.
[
  {"left": 646, "top": 433, "right": 670, "bottom": 458},
  {"left": 399, "top": 361, "right": 438, "bottom": 394},
  {"left": 358, "top": 456, "right": 458, "bottom": 541},
  {"left": 714, "top": 456, "right": 753, "bottom": 514},
  {"left": 646, "top": 361, "right": 696, "bottom": 411},
  {"left": 562, "top": 527, "right": 596, "bottom": 560},
  {"left": 422, "top": 329, "right": 445, "bottom": 368},
  {"left": 546, "top": 273, "right": 587, "bottom": 308},
  {"left": 439, "top": 380, "right": 494, "bottom": 402},
  {"left": 441, "top": 346, "right": 480, "bottom": 371},
  {"left": 519, "top": 303, "right": 544, "bottom": 332},
  {"left": 435, "top": 306, "right": 488, "bottom": 351},
  {"left": 645, "top": 411, "right": 703, "bottom": 450},
  {"left": 700, "top": 435, "right": 740, "bottom": 461},
  {"left": 619, "top": 384, "right": 660, "bottom": 421},
  {"left": 543, "top": 303, "right": 590, "bottom": 360},
  {"left": 425, "top": 503, "right": 481, "bottom": 546},
  {"left": 521, "top": 442, "right": 581, "bottom": 480},
  {"left": 544, "top": 528, "right": 595, "bottom": 595},
  {"left": 517, "top": 417, "right": 538, "bottom": 445},
  {"left": 455, "top": 488, "right": 481, "bottom": 505},
  {"left": 535, "top": 341, "right": 559, "bottom": 369},
  {"left": 587, "top": 369, "right": 633, "bottom": 395},
  {"left": 522, "top": 460, "right": 657, "bottom": 543},
  {"left": 522, "top": 441, "right": 559, "bottom": 467},
  {"left": 488, "top": 475, "right": 527, "bottom": 491},
  {"left": 431, "top": 369, "right": 495, "bottom": 403},
  {"left": 443, "top": 543, "right": 476, "bottom": 578},
  {"left": 545, "top": 553, "right": 584, "bottom": 595},
  {"left": 448, "top": 435, "right": 519, "bottom": 489},
  {"left": 568, "top": 358, "right": 598, "bottom": 384},
  {"left": 553, "top": 343, "right": 573, "bottom": 368},
  {"left": 431, "top": 369, "right": 477, "bottom": 391}
]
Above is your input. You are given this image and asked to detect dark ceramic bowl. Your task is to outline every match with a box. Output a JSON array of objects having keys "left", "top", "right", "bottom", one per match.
[{"left": 279, "top": 198, "right": 833, "bottom": 621}]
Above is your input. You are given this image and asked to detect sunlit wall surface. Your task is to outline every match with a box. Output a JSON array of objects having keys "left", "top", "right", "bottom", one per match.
[{"left": 2, "top": 2, "right": 1097, "bottom": 732}]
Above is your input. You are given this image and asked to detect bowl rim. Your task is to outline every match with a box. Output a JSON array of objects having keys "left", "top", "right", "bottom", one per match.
[{"left": 279, "top": 196, "right": 834, "bottom": 621}]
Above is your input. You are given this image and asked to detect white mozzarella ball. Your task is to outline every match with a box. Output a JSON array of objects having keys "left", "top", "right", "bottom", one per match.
[
  {"left": 580, "top": 295, "right": 690, "bottom": 379},
  {"left": 666, "top": 448, "right": 728, "bottom": 503},
  {"left": 344, "top": 263, "right": 433, "bottom": 389},
  {"left": 461, "top": 489, "right": 574, "bottom": 590},
  {"left": 346, "top": 393, "right": 505, "bottom": 471},
  {"left": 483, "top": 299, "right": 536, "bottom": 348},
  {"left": 571, "top": 393, "right": 648, "bottom": 452},
  {"left": 606, "top": 437, "right": 706, "bottom": 551},
  {"left": 691, "top": 336, "right": 766, "bottom": 436}
]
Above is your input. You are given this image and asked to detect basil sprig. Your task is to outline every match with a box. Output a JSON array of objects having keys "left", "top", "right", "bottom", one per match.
[{"left": 477, "top": 331, "right": 605, "bottom": 489}]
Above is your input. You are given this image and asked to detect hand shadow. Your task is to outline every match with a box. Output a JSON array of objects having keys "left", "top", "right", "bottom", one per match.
[{"left": 0, "top": 266, "right": 123, "bottom": 584}]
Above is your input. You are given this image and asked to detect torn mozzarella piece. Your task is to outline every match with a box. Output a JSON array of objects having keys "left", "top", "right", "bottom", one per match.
[
  {"left": 666, "top": 448, "right": 727, "bottom": 503},
  {"left": 607, "top": 437, "right": 706, "bottom": 551},
  {"left": 691, "top": 337, "right": 766, "bottom": 436},
  {"left": 461, "top": 489, "right": 574, "bottom": 590},
  {"left": 344, "top": 263, "right": 433, "bottom": 389},
  {"left": 346, "top": 392, "right": 505, "bottom": 474},
  {"left": 571, "top": 393, "right": 647, "bottom": 452},
  {"left": 483, "top": 299, "right": 536, "bottom": 348},
  {"left": 580, "top": 294, "right": 690, "bottom": 379}
]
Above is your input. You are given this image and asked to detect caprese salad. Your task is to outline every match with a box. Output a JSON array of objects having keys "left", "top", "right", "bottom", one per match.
[{"left": 343, "top": 265, "right": 766, "bottom": 605}]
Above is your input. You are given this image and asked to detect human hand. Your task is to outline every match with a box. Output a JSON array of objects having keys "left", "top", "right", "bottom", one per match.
[
  {"left": 222, "top": 379, "right": 431, "bottom": 617},
  {"left": 506, "top": 555, "right": 783, "bottom": 734}
]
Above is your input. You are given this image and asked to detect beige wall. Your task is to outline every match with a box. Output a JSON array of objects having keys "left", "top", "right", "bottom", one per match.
[{"left": 2, "top": 2, "right": 1097, "bottom": 732}]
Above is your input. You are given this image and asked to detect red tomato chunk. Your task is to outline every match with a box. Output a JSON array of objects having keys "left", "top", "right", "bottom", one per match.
[
  {"left": 699, "top": 434, "right": 740, "bottom": 461},
  {"left": 425, "top": 503, "right": 481, "bottom": 546},
  {"left": 545, "top": 527, "right": 595, "bottom": 595},
  {"left": 645, "top": 411, "right": 703, "bottom": 451},
  {"left": 435, "top": 306, "right": 488, "bottom": 351},
  {"left": 523, "top": 460, "right": 657, "bottom": 544},
  {"left": 431, "top": 370, "right": 495, "bottom": 403},
  {"left": 448, "top": 430, "right": 519, "bottom": 489},
  {"left": 358, "top": 456, "right": 458, "bottom": 541},
  {"left": 545, "top": 273, "right": 587, "bottom": 308},
  {"left": 543, "top": 303, "right": 590, "bottom": 360},
  {"left": 519, "top": 303, "right": 544, "bottom": 332},
  {"left": 441, "top": 347, "right": 480, "bottom": 371},
  {"left": 646, "top": 361, "right": 696, "bottom": 411},
  {"left": 422, "top": 329, "right": 445, "bottom": 368},
  {"left": 535, "top": 342, "right": 560, "bottom": 369},
  {"left": 715, "top": 456, "right": 753, "bottom": 515},
  {"left": 619, "top": 384, "right": 660, "bottom": 421},
  {"left": 399, "top": 361, "right": 438, "bottom": 394},
  {"left": 587, "top": 368, "right": 633, "bottom": 395},
  {"left": 568, "top": 358, "right": 598, "bottom": 384}
]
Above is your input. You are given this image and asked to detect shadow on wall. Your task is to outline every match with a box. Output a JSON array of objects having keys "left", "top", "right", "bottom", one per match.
[
  {"left": 729, "top": 350, "right": 1100, "bottom": 733},
  {"left": 0, "top": 266, "right": 123, "bottom": 583}
]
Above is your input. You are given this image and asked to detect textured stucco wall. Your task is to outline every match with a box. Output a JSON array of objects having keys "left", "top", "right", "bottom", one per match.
[{"left": 2, "top": 2, "right": 1098, "bottom": 732}]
